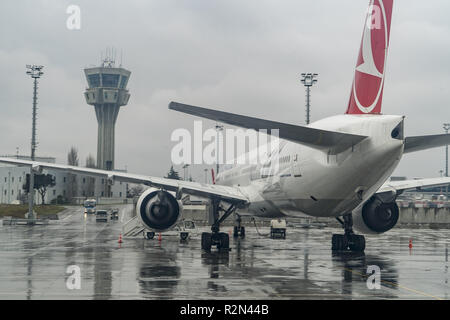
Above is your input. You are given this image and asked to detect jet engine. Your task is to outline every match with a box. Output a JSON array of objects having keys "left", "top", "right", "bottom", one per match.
[
  {"left": 136, "top": 188, "right": 182, "bottom": 232},
  {"left": 352, "top": 194, "right": 399, "bottom": 235}
]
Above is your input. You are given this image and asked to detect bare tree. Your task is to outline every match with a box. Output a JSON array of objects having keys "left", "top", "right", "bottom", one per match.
[
  {"left": 127, "top": 184, "right": 144, "bottom": 198},
  {"left": 67, "top": 146, "right": 79, "bottom": 166},
  {"left": 67, "top": 147, "right": 79, "bottom": 202},
  {"left": 85, "top": 154, "right": 96, "bottom": 197}
]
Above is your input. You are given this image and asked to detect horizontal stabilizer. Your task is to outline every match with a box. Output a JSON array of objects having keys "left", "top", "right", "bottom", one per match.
[
  {"left": 378, "top": 177, "right": 450, "bottom": 194},
  {"left": 404, "top": 134, "right": 450, "bottom": 154},
  {"left": 169, "top": 102, "right": 367, "bottom": 154}
]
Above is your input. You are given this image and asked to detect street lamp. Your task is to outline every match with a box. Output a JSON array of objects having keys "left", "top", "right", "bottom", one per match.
[
  {"left": 301, "top": 73, "right": 318, "bottom": 125},
  {"left": 182, "top": 164, "right": 190, "bottom": 181},
  {"left": 444, "top": 123, "right": 450, "bottom": 177},
  {"left": 26, "top": 65, "right": 44, "bottom": 222},
  {"left": 444, "top": 123, "right": 450, "bottom": 200},
  {"left": 215, "top": 123, "right": 223, "bottom": 174}
]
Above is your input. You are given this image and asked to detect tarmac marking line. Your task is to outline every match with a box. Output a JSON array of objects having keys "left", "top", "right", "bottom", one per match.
[{"left": 342, "top": 267, "right": 444, "bottom": 300}]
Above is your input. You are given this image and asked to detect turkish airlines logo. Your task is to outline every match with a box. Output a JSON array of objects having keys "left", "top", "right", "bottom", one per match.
[{"left": 352, "top": 0, "right": 389, "bottom": 114}]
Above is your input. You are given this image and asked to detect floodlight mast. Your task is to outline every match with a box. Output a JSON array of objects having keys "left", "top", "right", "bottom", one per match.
[
  {"left": 215, "top": 123, "right": 224, "bottom": 174},
  {"left": 444, "top": 123, "right": 450, "bottom": 200},
  {"left": 26, "top": 65, "right": 44, "bottom": 223},
  {"left": 444, "top": 123, "right": 450, "bottom": 178},
  {"left": 301, "top": 73, "right": 318, "bottom": 125}
]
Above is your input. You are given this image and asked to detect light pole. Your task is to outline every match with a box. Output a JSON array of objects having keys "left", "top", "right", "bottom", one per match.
[
  {"left": 444, "top": 123, "right": 450, "bottom": 177},
  {"left": 301, "top": 73, "right": 318, "bottom": 125},
  {"left": 182, "top": 164, "right": 190, "bottom": 181},
  {"left": 215, "top": 123, "right": 223, "bottom": 174},
  {"left": 26, "top": 65, "right": 44, "bottom": 222},
  {"left": 444, "top": 123, "right": 450, "bottom": 200}
]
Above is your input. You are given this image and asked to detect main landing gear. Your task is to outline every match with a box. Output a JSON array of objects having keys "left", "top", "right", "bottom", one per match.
[
  {"left": 201, "top": 198, "right": 238, "bottom": 252},
  {"left": 332, "top": 213, "right": 365, "bottom": 252}
]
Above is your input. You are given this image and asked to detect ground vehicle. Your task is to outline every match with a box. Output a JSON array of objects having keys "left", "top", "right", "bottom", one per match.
[
  {"left": 84, "top": 199, "right": 97, "bottom": 214},
  {"left": 110, "top": 208, "right": 119, "bottom": 220},
  {"left": 144, "top": 220, "right": 197, "bottom": 241},
  {"left": 270, "top": 219, "right": 286, "bottom": 239},
  {"left": 96, "top": 210, "right": 108, "bottom": 222}
]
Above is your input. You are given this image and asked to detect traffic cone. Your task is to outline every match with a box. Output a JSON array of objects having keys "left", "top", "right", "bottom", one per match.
[
  {"left": 118, "top": 233, "right": 123, "bottom": 244},
  {"left": 158, "top": 233, "right": 162, "bottom": 241},
  {"left": 408, "top": 239, "right": 413, "bottom": 249}
]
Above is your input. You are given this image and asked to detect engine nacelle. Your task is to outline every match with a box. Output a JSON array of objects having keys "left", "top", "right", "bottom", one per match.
[
  {"left": 136, "top": 188, "right": 182, "bottom": 232},
  {"left": 353, "top": 195, "right": 399, "bottom": 235}
]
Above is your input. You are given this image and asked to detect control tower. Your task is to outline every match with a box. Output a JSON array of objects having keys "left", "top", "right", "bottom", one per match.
[{"left": 84, "top": 58, "right": 131, "bottom": 170}]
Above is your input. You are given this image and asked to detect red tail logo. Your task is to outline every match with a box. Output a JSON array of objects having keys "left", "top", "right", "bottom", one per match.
[{"left": 346, "top": 0, "right": 394, "bottom": 115}]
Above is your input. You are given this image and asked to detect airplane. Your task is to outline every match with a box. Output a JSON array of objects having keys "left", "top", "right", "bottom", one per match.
[{"left": 1, "top": 0, "right": 450, "bottom": 252}]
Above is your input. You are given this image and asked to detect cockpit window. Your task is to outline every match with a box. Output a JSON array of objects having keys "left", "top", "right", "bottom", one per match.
[{"left": 391, "top": 121, "right": 404, "bottom": 140}]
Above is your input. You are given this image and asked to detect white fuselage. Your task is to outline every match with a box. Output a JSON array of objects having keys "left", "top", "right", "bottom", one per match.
[{"left": 216, "top": 114, "right": 405, "bottom": 219}]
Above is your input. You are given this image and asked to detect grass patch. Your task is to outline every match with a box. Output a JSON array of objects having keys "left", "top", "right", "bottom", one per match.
[{"left": 0, "top": 204, "right": 66, "bottom": 219}]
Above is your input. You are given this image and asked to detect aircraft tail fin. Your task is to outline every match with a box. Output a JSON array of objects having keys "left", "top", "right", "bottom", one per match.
[{"left": 346, "top": 0, "right": 394, "bottom": 115}]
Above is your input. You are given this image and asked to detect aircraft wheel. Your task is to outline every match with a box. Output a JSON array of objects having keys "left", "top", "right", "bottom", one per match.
[
  {"left": 240, "top": 227, "right": 245, "bottom": 239},
  {"left": 180, "top": 232, "right": 189, "bottom": 241},
  {"left": 145, "top": 232, "right": 155, "bottom": 240},
  {"left": 348, "top": 235, "right": 366, "bottom": 252},
  {"left": 332, "top": 234, "right": 348, "bottom": 251},
  {"left": 218, "top": 232, "right": 230, "bottom": 251},
  {"left": 233, "top": 226, "right": 239, "bottom": 238},
  {"left": 201, "top": 232, "right": 212, "bottom": 251}
]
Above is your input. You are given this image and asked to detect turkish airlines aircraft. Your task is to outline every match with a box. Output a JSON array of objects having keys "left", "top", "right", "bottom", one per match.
[{"left": 1, "top": 0, "right": 449, "bottom": 252}]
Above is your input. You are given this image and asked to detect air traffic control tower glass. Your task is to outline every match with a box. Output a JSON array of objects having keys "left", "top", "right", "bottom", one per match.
[
  {"left": 84, "top": 61, "right": 131, "bottom": 171},
  {"left": 102, "top": 74, "right": 120, "bottom": 87}
]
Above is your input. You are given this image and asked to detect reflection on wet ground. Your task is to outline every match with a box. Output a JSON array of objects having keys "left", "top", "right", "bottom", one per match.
[{"left": 0, "top": 205, "right": 449, "bottom": 299}]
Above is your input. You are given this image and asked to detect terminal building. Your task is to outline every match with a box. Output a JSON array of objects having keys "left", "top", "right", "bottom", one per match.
[{"left": 0, "top": 155, "right": 128, "bottom": 204}]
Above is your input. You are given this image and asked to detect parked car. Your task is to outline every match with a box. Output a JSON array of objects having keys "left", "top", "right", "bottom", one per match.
[
  {"left": 110, "top": 209, "right": 119, "bottom": 220},
  {"left": 96, "top": 210, "right": 108, "bottom": 222}
]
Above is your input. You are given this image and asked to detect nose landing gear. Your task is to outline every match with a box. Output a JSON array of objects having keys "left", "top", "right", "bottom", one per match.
[{"left": 233, "top": 214, "right": 245, "bottom": 239}]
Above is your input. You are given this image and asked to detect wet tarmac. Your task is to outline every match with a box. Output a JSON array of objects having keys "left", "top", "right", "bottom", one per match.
[{"left": 0, "top": 204, "right": 449, "bottom": 300}]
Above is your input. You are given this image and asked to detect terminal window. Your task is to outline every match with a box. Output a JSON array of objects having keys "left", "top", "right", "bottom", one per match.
[{"left": 102, "top": 74, "right": 120, "bottom": 87}]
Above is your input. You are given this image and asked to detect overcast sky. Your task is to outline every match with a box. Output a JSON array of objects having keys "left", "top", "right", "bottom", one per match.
[{"left": 1, "top": 0, "right": 449, "bottom": 182}]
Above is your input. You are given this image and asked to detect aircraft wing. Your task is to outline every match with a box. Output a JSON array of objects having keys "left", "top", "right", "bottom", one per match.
[
  {"left": 0, "top": 157, "right": 248, "bottom": 204},
  {"left": 377, "top": 177, "right": 450, "bottom": 195},
  {"left": 404, "top": 134, "right": 450, "bottom": 153},
  {"left": 169, "top": 102, "right": 368, "bottom": 154}
]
